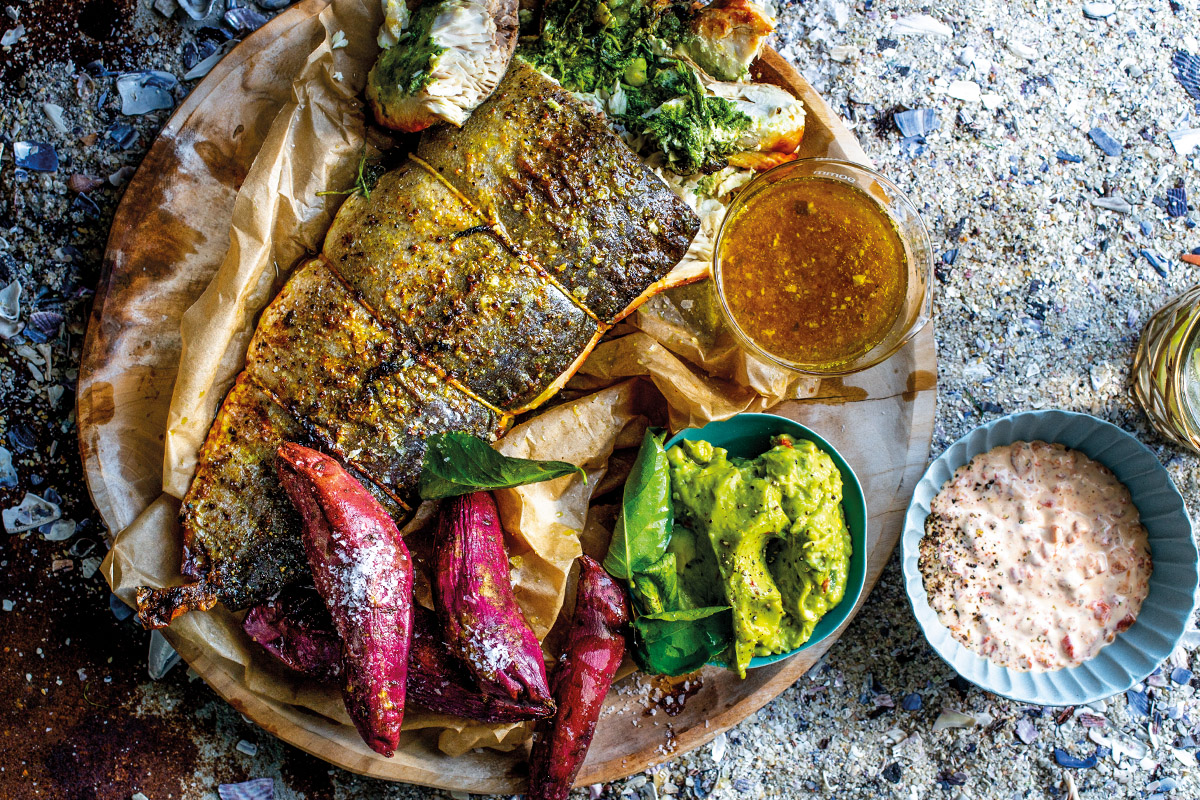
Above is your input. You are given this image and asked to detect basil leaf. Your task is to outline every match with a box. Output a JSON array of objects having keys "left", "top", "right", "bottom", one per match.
[
  {"left": 630, "top": 552, "right": 681, "bottom": 615},
  {"left": 632, "top": 606, "right": 733, "bottom": 676},
  {"left": 603, "top": 429, "right": 673, "bottom": 579},
  {"left": 418, "top": 432, "right": 585, "bottom": 500}
]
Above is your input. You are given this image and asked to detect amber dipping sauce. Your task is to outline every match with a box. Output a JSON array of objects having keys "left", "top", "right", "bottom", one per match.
[{"left": 718, "top": 176, "right": 907, "bottom": 367}]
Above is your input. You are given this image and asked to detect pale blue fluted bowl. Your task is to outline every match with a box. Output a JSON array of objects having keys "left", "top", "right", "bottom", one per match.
[{"left": 902, "top": 409, "right": 1198, "bottom": 705}]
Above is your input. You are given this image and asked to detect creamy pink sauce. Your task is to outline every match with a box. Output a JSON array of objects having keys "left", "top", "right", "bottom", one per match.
[{"left": 921, "top": 441, "right": 1152, "bottom": 671}]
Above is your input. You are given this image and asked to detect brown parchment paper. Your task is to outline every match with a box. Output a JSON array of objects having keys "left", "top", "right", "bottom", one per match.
[{"left": 104, "top": 0, "right": 821, "bottom": 758}]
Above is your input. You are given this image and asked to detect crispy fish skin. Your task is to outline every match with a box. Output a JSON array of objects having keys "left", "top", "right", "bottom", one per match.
[
  {"left": 246, "top": 260, "right": 502, "bottom": 501},
  {"left": 418, "top": 59, "right": 701, "bottom": 323},
  {"left": 138, "top": 65, "right": 700, "bottom": 627},
  {"left": 324, "top": 163, "right": 599, "bottom": 411},
  {"left": 137, "top": 378, "right": 308, "bottom": 627}
]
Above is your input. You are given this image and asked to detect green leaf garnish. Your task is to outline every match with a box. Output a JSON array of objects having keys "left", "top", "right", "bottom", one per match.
[
  {"left": 631, "top": 606, "right": 733, "bottom": 677},
  {"left": 602, "top": 428, "right": 673, "bottom": 580},
  {"left": 418, "top": 432, "right": 585, "bottom": 500}
]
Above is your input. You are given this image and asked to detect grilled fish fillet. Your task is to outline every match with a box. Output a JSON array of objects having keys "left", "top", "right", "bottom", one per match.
[{"left": 137, "top": 60, "right": 699, "bottom": 627}]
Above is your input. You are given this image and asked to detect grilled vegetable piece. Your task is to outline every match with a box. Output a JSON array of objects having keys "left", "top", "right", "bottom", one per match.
[
  {"left": 245, "top": 587, "right": 556, "bottom": 723},
  {"left": 528, "top": 556, "right": 630, "bottom": 800},
  {"left": 323, "top": 164, "right": 599, "bottom": 411},
  {"left": 367, "top": 0, "right": 519, "bottom": 132},
  {"left": 138, "top": 67, "right": 698, "bottom": 627},
  {"left": 677, "top": 0, "right": 775, "bottom": 81},
  {"left": 243, "top": 584, "right": 344, "bottom": 682},
  {"left": 409, "top": 605, "right": 555, "bottom": 722},
  {"left": 418, "top": 60, "right": 700, "bottom": 323},
  {"left": 434, "top": 491, "right": 552, "bottom": 705},
  {"left": 706, "top": 80, "right": 806, "bottom": 156},
  {"left": 276, "top": 443, "right": 414, "bottom": 757}
]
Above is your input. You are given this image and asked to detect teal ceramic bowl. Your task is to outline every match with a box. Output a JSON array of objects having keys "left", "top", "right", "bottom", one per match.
[
  {"left": 902, "top": 410, "right": 1199, "bottom": 705},
  {"left": 663, "top": 413, "right": 868, "bottom": 670}
]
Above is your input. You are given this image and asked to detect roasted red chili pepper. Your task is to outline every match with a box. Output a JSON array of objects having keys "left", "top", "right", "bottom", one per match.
[
  {"left": 434, "top": 491, "right": 553, "bottom": 705},
  {"left": 276, "top": 442, "right": 413, "bottom": 757},
  {"left": 528, "top": 555, "right": 630, "bottom": 800}
]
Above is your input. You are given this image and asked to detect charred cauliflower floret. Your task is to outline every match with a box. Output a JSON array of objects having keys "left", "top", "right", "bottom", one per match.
[{"left": 367, "top": 0, "right": 519, "bottom": 132}]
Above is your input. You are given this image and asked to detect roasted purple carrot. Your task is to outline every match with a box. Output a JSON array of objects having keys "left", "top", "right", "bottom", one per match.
[
  {"left": 276, "top": 442, "right": 413, "bottom": 757},
  {"left": 528, "top": 556, "right": 629, "bottom": 800},
  {"left": 434, "top": 491, "right": 552, "bottom": 705},
  {"left": 244, "top": 587, "right": 553, "bottom": 723}
]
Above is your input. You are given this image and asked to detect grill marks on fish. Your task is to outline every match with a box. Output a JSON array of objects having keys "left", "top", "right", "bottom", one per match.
[
  {"left": 324, "top": 163, "right": 600, "bottom": 411},
  {"left": 246, "top": 261, "right": 503, "bottom": 505},
  {"left": 419, "top": 60, "right": 701, "bottom": 322},
  {"left": 139, "top": 64, "right": 699, "bottom": 624}
]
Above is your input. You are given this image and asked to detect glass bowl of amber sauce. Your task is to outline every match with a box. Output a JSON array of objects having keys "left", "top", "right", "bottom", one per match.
[{"left": 714, "top": 158, "right": 933, "bottom": 375}]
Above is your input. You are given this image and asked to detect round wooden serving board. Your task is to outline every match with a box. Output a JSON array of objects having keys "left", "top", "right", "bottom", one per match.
[{"left": 79, "top": 2, "right": 936, "bottom": 792}]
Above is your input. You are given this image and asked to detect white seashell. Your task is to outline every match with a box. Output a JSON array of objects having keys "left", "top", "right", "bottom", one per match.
[
  {"left": 0, "top": 280, "right": 19, "bottom": 321},
  {"left": 893, "top": 14, "right": 952, "bottom": 37},
  {"left": 1007, "top": 40, "right": 1038, "bottom": 60},
  {"left": 947, "top": 80, "right": 982, "bottom": 102},
  {"left": 1083, "top": 2, "right": 1117, "bottom": 18},
  {"left": 933, "top": 709, "right": 977, "bottom": 730},
  {"left": 1091, "top": 196, "right": 1134, "bottom": 214},
  {"left": 1167, "top": 128, "right": 1200, "bottom": 155}
]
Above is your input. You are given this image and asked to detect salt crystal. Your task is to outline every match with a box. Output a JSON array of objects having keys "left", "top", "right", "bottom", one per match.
[{"left": 893, "top": 14, "right": 952, "bottom": 37}]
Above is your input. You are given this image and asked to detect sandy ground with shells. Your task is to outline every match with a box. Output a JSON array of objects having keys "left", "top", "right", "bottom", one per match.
[{"left": 1, "top": 0, "right": 1199, "bottom": 797}]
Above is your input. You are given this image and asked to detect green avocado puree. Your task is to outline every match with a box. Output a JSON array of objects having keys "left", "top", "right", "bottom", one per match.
[{"left": 665, "top": 434, "right": 851, "bottom": 677}]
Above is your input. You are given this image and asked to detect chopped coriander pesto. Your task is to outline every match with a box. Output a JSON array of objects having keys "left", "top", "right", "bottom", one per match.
[{"left": 372, "top": 3, "right": 448, "bottom": 102}]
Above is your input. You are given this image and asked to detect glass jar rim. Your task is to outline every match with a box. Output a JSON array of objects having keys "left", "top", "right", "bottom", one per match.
[{"left": 712, "top": 157, "right": 934, "bottom": 376}]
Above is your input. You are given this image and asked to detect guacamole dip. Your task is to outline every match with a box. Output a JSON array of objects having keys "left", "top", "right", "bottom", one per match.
[{"left": 666, "top": 434, "right": 851, "bottom": 676}]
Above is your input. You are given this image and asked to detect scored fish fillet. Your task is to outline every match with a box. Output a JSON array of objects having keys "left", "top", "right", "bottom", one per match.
[{"left": 137, "top": 61, "right": 700, "bottom": 627}]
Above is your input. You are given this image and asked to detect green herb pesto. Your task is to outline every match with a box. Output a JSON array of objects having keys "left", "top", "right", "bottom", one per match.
[
  {"left": 519, "top": 0, "right": 750, "bottom": 173},
  {"left": 371, "top": 2, "right": 448, "bottom": 103},
  {"left": 666, "top": 435, "right": 851, "bottom": 677}
]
